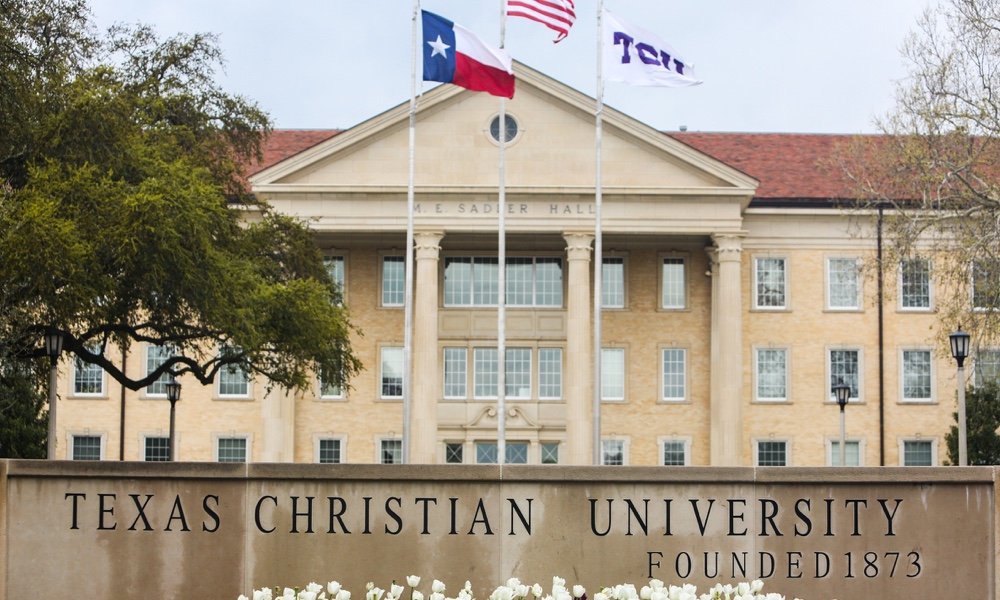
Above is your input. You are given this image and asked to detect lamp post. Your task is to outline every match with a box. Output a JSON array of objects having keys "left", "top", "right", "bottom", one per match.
[
  {"left": 832, "top": 382, "right": 852, "bottom": 467},
  {"left": 44, "top": 327, "right": 64, "bottom": 459},
  {"left": 950, "top": 326, "right": 971, "bottom": 466},
  {"left": 165, "top": 376, "right": 181, "bottom": 461}
]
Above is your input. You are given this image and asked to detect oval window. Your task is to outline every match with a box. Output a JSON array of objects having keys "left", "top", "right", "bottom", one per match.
[{"left": 489, "top": 115, "right": 518, "bottom": 143}]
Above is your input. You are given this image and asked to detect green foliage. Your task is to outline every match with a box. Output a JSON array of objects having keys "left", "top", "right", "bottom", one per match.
[
  {"left": 946, "top": 382, "right": 1000, "bottom": 465},
  {"left": 0, "top": 357, "right": 48, "bottom": 459},
  {"left": 0, "top": 0, "right": 361, "bottom": 398}
]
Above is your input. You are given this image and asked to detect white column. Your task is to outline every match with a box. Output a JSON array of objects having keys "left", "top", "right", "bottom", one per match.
[
  {"left": 709, "top": 234, "right": 745, "bottom": 466},
  {"left": 411, "top": 231, "right": 445, "bottom": 463},
  {"left": 563, "top": 232, "right": 594, "bottom": 465}
]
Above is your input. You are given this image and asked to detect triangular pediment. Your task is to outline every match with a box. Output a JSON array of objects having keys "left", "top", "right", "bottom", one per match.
[{"left": 250, "top": 62, "right": 758, "bottom": 196}]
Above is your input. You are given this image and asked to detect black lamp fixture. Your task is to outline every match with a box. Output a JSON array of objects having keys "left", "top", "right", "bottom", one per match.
[
  {"left": 166, "top": 377, "right": 181, "bottom": 403},
  {"left": 832, "top": 382, "right": 851, "bottom": 411},
  {"left": 950, "top": 325, "right": 971, "bottom": 368},
  {"left": 166, "top": 376, "right": 181, "bottom": 461},
  {"left": 950, "top": 325, "right": 971, "bottom": 466},
  {"left": 44, "top": 326, "right": 64, "bottom": 361}
]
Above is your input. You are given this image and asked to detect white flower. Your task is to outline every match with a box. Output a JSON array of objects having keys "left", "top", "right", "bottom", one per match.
[
  {"left": 329, "top": 583, "right": 343, "bottom": 596},
  {"left": 337, "top": 590, "right": 352, "bottom": 600},
  {"left": 429, "top": 593, "right": 444, "bottom": 600},
  {"left": 763, "top": 594, "right": 783, "bottom": 600},
  {"left": 572, "top": 586, "right": 585, "bottom": 599},
  {"left": 254, "top": 590, "right": 273, "bottom": 600},
  {"left": 239, "top": 595, "right": 250, "bottom": 600},
  {"left": 432, "top": 581, "right": 447, "bottom": 594},
  {"left": 408, "top": 576, "right": 422, "bottom": 588},
  {"left": 369, "top": 587, "right": 386, "bottom": 600},
  {"left": 283, "top": 589, "right": 297, "bottom": 600},
  {"left": 552, "top": 577, "right": 566, "bottom": 591},
  {"left": 594, "top": 593, "right": 608, "bottom": 600},
  {"left": 749, "top": 582, "right": 763, "bottom": 595},
  {"left": 305, "top": 584, "right": 324, "bottom": 595},
  {"left": 412, "top": 592, "right": 425, "bottom": 600},
  {"left": 300, "top": 593, "right": 318, "bottom": 600},
  {"left": 532, "top": 584, "right": 543, "bottom": 598},
  {"left": 506, "top": 578, "right": 521, "bottom": 589},
  {"left": 491, "top": 586, "right": 513, "bottom": 600}
]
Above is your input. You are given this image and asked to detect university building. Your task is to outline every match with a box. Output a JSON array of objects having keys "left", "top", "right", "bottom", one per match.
[{"left": 54, "top": 64, "right": 962, "bottom": 467}]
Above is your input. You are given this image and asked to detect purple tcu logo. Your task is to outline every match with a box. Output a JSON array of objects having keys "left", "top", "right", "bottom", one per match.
[{"left": 612, "top": 32, "right": 687, "bottom": 75}]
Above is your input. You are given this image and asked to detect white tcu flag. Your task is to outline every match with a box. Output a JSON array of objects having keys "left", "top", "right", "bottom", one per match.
[{"left": 603, "top": 9, "right": 702, "bottom": 87}]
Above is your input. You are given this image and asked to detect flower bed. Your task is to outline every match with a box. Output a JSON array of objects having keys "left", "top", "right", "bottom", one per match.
[{"left": 239, "top": 575, "right": 801, "bottom": 600}]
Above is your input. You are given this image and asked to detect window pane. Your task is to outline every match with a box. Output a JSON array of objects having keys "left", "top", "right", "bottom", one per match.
[
  {"left": 976, "top": 350, "right": 1000, "bottom": 386},
  {"left": 541, "top": 442, "right": 559, "bottom": 464},
  {"left": 473, "top": 257, "right": 499, "bottom": 306},
  {"left": 318, "top": 439, "right": 342, "bottom": 464},
  {"left": 72, "top": 435, "right": 101, "bottom": 460},
  {"left": 476, "top": 442, "right": 498, "bottom": 464},
  {"left": 828, "top": 258, "right": 859, "bottom": 309},
  {"left": 829, "top": 350, "right": 859, "bottom": 401},
  {"left": 903, "top": 440, "right": 933, "bottom": 466},
  {"left": 662, "top": 441, "right": 686, "bottom": 466},
  {"left": 538, "top": 348, "right": 562, "bottom": 399},
  {"left": 474, "top": 348, "right": 498, "bottom": 398},
  {"left": 973, "top": 260, "right": 1000, "bottom": 309},
  {"left": 506, "top": 442, "right": 528, "bottom": 464},
  {"left": 320, "top": 367, "right": 342, "bottom": 398},
  {"left": 830, "top": 441, "right": 860, "bottom": 466},
  {"left": 145, "top": 345, "right": 173, "bottom": 396},
  {"left": 381, "top": 347, "right": 403, "bottom": 398},
  {"left": 382, "top": 256, "right": 405, "bottom": 306},
  {"left": 74, "top": 345, "right": 103, "bottom": 395},
  {"left": 902, "top": 350, "right": 932, "bottom": 401},
  {"left": 326, "top": 256, "right": 345, "bottom": 304},
  {"left": 445, "top": 443, "right": 464, "bottom": 464},
  {"left": 219, "top": 362, "right": 249, "bottom": 396},
  {"left": 662, "top": 258, "right": 686, "bottom": 309},
  {"left": 757, "top": 441, "right": 787, "bottom": 466},
  {"left": 601, "top": 349, "right": 625, "bottom": 400},
  {"left": 900, "top": 259, "right": 930, "bottom": 309},
  {"left": 756, "top": 349, "right": 787, "bottom": 401},
  {"left": 144, "top": 437, "right": 170, "bottom": 462},
  {"left": 444, "top": 257, "right": 472, "bottom": 306},
  {"left": 755, "top": 258, "right": 786, "bottom": 308},
  {"left": 601, "top": 440, "right": 624, "bottom": 466},
  {"left": 506, "top": 257, "right": 533, "bottom": 306},
  {"left": 443, "top": 348, "right": 467, "bottom": 398},
  {"left": 662, "top": 349, "right": 686, "bottom": 400},
  {"left": 534, "top": 258, "right": 563, "bottom": 306},
  {"left": 506, "top": 348, "right": 531, "bottom": 398},
  {"left": 603, "top": 257, "right": 625, "bottom": 308},
  {"left": 380, "top": 439, "right": 402, "bottom": 464},
  {"left": 217, "top": 438, "right": 247, "bottom": 463}
]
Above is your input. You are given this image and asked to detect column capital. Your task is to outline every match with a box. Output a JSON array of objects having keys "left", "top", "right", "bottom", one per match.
[
  {"left": 562, "top": 232, "right": 594, "bottom": 261},
  {"left": 710, "top": 233, "right": 746, "bottom": 263},
  {"left": 414, "top": 231, "right": 444, "bottom": 260}
]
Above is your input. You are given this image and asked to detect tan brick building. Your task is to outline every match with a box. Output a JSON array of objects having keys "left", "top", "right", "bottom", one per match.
[{"left": 53, "top": 64, "right": 959, "bottom": 467}]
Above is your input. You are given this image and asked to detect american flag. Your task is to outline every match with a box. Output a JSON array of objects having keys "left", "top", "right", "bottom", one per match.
[{"left": 507, "top": 0, "right": 576, "bottom": 43}]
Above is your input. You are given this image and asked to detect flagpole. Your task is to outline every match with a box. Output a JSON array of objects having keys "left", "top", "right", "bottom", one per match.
[
  {"left": 497, "top": 0, "right": 508, "bottom": 467},
  {"left": 592, "top": 0, "right": 604, "bottom": 466},
  {"left": 403, "top": 0, "right": 419, "bottom": 464}
]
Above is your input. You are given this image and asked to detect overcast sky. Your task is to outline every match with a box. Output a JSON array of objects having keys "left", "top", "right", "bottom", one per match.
[{"left": 87, "top": 0, "right": 934, "bottom": 134}]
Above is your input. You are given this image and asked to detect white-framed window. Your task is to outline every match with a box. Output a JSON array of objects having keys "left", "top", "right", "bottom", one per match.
[
  {"left": 142, "top": 435, "right": 170, "bottom": 461},
  {"left": 443, "top": 347, "right": 468, "bottom": 399},
  {"left": 472, "top": 441, "right": 529, "bottom": 464},
  {"left": 444, "top": 256, "right": 563, "bottom": 307},
  {"left": 754, "top": 439, "right": 790, "bottom": 466},
  {"left": 661, "top": 348, "right": 687, "bottom": 401},
  {"left": 379, "top": 438, "right": 403, "bottom": 464},
  {"left": 541, "top": 442, "right": 560, "bottom": 464},
  {"left": 754, "top": 347, "right": 789, "bottom": 402},
  {"left": 215, "top": 435, "right": 251, "bottom": 462},
  {"left": 218, "top": 362, "right": 250, "bottom": 398},
  {"left": 826, "top": 438, "right": 864, "bottom": 466},
  {"left": 325, "top": 254, "right": 346, "bottom": 305},
  {"left": 972, "top": 259, "right": 1000, "bottom": 310},
  {"left": 73, "top": 344, "right": 104, "bottom": 396},
  {"left": 601, "top": 439, "right": 628, "bottom": 466},
  {"left": 381, "top": 255, "right": 405, "bottom": 307},
  {"left": 506, "top": 348, "right": 532, "bottom": 399},
  {"left": 602, "top": 256, "right": 625, "bottom": 308},
  {"left": 900, "top": 348, "right": 934, "bottom": 403},
  {"left": 827, "top": 257, "right": 860, "bottom": 310},
  {"left": 827, "top": 348, "right": 862, "bottom": 403},
  {"left": 144, "top": 345, "right": 174, "bottom": 396},
  {"left": 899, "top": 258, "right": 931, "bottom": 310},
  {"left": 473, "top": 348, "right": 499, "bottom": 399},
  {"left": 314, "top": 436, "right": 345, "bottom": 464},
  {"left": 898, "top": 437, "right": 937, "bottom": 466},
  {"left": 601, "top": 348, "right": 625, "bottom": 401},
  {"left": 660, "top": 256, "right": 687, "bottom": 309},
  {"left": 445, "top": 442, "right": 464, "bottom": 464},
  {"left": 380, "top": 346, "right": 403, "bottom": 399},
  {"left": 975, "top": 349, "right": 1000, "bottom": 386},
  {"left": 318, "top": 367, "right": 344, "bottom": 400},
  {"left": 70, "top": 433, "right": 105, "bottom": 460},
  {"left": 538, "top": 348, "right": 563, "bottom": 399},
  {"left": 471, "top": 347, "right": 533, "bottom": 399},
  {"left": 658, "top": 437, "right": 691, "bottom": 466},
  {"left": 754, "top": 256, "right": 787, "bottom": 310}
]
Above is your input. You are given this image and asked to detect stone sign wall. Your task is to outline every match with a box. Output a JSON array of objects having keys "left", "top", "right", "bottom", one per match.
[{"left": 1, "top": 461, "right": 996, "bottom": 599}]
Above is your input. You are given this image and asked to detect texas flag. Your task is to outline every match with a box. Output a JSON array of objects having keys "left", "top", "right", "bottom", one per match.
[{"left": 422, "top": 10, "right": 515, "bottom": 99}]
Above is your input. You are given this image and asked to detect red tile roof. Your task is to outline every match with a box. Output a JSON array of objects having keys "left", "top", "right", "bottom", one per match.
[{"left": 253, "top": 129, "right": 862, "bottom": 202}]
